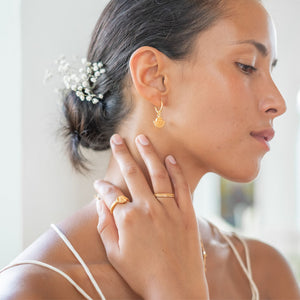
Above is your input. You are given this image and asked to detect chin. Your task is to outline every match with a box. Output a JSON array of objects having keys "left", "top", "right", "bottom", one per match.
[{"left": 219, "top": 161, "right": 261, "bottom": 183}]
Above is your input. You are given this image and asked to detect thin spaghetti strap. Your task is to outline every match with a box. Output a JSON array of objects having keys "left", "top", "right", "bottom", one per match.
[
  {"left": 0, "top": 225, "right": 106, "bottom": 300},
  {"left": 0, "top": 260, "right": 94, "bottom": 300},
  {"left": 218, "top": 230, "right": 260, "bottom": 300},
  {"left": 50, "top": 224, "right": 106, "bottom": 300},
  {"left": 232, "top": 232, "right": 255, "bottom": 298},
  {"left": 232, "top": 233, "right": 253, "bottom": 278}
]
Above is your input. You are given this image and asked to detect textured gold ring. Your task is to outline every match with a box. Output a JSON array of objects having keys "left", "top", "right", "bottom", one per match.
[
  {"left": 110, "top": 195, "right": 130, "bottom": 214},
  {"left": 154, "top": 193, "right": 175, "bottom": 199}
]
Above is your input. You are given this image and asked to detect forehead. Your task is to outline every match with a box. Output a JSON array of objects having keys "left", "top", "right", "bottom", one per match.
[{"left": 191, "top": 0, "right": 277, "bottom": 59}]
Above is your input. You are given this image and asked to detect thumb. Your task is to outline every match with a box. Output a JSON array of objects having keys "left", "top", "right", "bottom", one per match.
[{"left": 96, "top": 199, "right": 120, "bottom": 260}]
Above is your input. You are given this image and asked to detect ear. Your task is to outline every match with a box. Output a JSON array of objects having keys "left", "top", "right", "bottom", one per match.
[{"left": 129, "top": 46, "right": 169, "bottom": 107}]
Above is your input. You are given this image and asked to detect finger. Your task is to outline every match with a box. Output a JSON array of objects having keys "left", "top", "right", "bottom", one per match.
[
  {"left": 135, "top": 135, "right": 173, "bottom": 195},
  {"left": 96, "top": 198, "right": 119, "bottom": 260},
  {"left": 135, "top": 135, "right": 177, "bottom": 210},
  {"left": 110, "top": 134, "right": 155, "bottom": 204},
  {"left": 165, "top": 155, "right": 194, "bottom": 213},
  {"left": 94, "top": 180, "right": 131, "bottom": 218}
]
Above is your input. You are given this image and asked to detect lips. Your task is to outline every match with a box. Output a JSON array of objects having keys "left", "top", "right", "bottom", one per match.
[{"left": 250, "top": 128, "right": 275, "bottom": 150}]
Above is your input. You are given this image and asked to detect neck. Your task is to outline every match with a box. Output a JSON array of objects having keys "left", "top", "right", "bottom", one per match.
[{"left": 104, "top": 129, "right": 208, "bottom": 199}]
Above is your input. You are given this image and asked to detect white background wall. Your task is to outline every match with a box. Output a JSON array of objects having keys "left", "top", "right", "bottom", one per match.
[
  {"left": 21, "top": 0, "right": 110, "bottom": 248},
  {"left": 1, "top": 0, "right": 299, "bottom": 280},
  {"left": 0, "top": 0, "right": 110, "bottom": 268},
  {"left": 0, "top": 0, "right": 22, "bottom": 268}
]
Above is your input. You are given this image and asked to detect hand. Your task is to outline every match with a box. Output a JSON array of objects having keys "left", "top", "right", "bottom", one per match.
[{"left": 94, "top": 134, "right": 209, "bottom": 300}]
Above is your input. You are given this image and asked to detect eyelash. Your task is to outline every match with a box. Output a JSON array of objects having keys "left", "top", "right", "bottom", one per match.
[{"left": 236, "top": 62, "right": 257, "bottom": 75}]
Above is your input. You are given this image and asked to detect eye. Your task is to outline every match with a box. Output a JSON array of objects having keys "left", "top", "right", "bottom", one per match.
[{"left": 236, "top": 62, "right": 257, "bottom": 75}]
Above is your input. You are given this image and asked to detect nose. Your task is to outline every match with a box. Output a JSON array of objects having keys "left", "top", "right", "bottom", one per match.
[{"left": 260, "top": 78, "right": 287, "bottom": 119}]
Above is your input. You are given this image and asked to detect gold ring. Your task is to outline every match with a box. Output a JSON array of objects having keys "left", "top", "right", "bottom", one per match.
[
  {"left": 154, "top": 193, "right": 175, "bottom": 198},
  {"left": 95, "top": 194, "right": 101, "bottom": 201},
  {"left": 110, "top": 195, "right": 130, "bottom": 214}
]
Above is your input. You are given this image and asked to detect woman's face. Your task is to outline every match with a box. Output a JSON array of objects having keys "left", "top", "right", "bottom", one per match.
[{"left": 167, "top": 0, "right": 286, "bottom": 182}]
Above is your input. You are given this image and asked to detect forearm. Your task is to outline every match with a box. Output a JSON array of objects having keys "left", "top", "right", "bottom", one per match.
[{"left": 144, "top": 277, "right": 209, "bottom": 300}]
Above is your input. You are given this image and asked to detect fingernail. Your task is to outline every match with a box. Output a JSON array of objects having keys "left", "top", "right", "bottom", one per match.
[
  {"left": 167, "top": 155, "right": 176, "bottom": 165},
  {"left": 137, "top": 134, "right": 149, "bottom": 146},
  {"left": 111, "top": 134, "right": 123, "bottom": 145}
]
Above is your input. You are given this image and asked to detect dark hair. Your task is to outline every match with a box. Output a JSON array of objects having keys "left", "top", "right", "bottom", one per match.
[{"left": 61, "top": 0, "right": 226, "bottom": 173}]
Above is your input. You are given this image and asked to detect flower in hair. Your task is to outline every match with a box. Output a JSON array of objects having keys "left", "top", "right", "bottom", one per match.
[{"left": 55, "top": 56, "right": 106, "bottom": 104}]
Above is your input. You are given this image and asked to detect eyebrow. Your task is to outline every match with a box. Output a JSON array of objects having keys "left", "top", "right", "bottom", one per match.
[{"left": 233, "top": 39, "right": 278, "bottom": 68}]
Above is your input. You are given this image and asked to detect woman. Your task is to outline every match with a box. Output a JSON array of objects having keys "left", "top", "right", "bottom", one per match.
[{"left": 0, "top": 0, "right": 299, "bottom": 299}]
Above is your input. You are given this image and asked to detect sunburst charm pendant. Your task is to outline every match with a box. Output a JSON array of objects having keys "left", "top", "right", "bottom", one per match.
[
  {"left": 153, "top": 101, "right": 165, "bottom": 128},
  {"left": 153, "top": 116, "right": 165, "bottom": 128}
]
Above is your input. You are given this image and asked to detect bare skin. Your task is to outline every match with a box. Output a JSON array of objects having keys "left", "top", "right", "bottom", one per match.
[
  {"left": 0, "top": 201, "right": 299, "bottom": 299},
  {"left": 0, "top": 0, "right": 299, "bottom": 299}
]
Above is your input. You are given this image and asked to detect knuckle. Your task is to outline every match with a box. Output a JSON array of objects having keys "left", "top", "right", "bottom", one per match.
[
  {"left": 141, "top": 144, "right": 153, "bottom": 155},
  {"left": 101, "top": 184, "right": 116, "bottom": 196},
  {"left": 122, "top": 163, "right": 138, "bottom": 177},
  {"left": 142, "top": 202, "right": 156, "bottom": 220},
  {"left": 120, "top": 208, "right": 137, "bottom": 225},
  {"left": 112, "top": 143, "right": 127, "bottom": 155},
  {"left": 144, "top": 208, "right": 155, "bottom": 220},
  {"left": 120, "top": 204, "right": 155, "bottom": 225}
]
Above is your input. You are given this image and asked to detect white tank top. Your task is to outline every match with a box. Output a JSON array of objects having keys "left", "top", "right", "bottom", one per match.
[{"left": 0, "top": 224, "right": 259, "bottom": 300}]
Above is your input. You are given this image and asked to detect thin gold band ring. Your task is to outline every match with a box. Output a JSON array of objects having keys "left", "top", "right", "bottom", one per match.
[{"left": 154, "top": 193, "right": 175, "bottom": 199}]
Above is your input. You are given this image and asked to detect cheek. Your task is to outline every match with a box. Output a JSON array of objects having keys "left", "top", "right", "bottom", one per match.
[
  {"left": 181, "top": 72, "right": 251, "bottom": 143},
  {"left": 168, "top": 62, "right": 263, "bottom": 181},
  {"left": 170, "top": 63, "right": 257, "bottom": 137}
]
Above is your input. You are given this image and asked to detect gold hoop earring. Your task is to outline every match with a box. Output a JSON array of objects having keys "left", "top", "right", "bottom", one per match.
[{"left": 153, "top": 101, "right": 165, "bottom": 128}]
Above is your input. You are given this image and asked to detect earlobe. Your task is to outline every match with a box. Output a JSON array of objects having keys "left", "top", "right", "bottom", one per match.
[{"left": 129, "top": 46, "right": 169, "bottom": 107}]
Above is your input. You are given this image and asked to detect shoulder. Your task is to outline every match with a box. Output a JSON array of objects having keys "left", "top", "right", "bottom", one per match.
[
  {"left": 246, "top": 238, "right": 300, "bottom": 299},
  {"left": 0, "top": 227, "right": 85, "bottom": 299},
  {"left": 0, "top": 264, "right": 49, "bottom": 300},
  {"left": 0, "top": 261, "right": 90, "bottom": 300},
  {"left": 0, "top": 228, "right": 60, "bottom": 299},
  {"left": 200, "top": 220, "right": 300, "bottom": 299}
]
